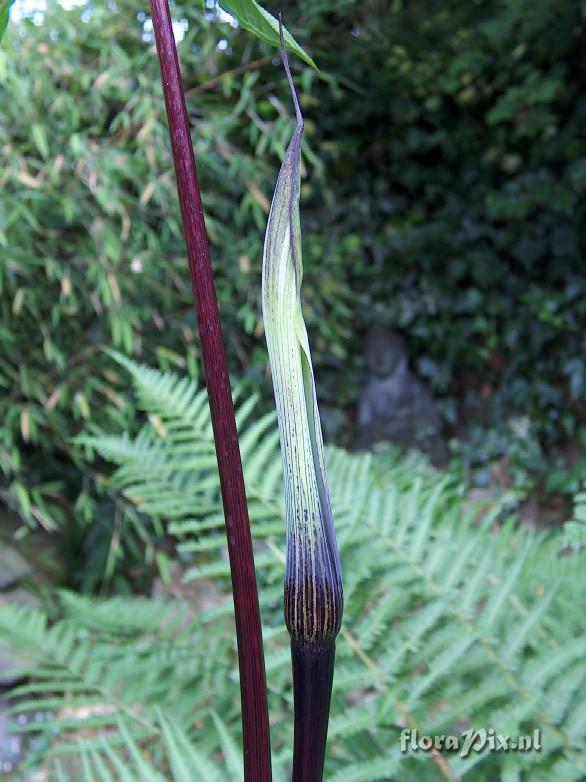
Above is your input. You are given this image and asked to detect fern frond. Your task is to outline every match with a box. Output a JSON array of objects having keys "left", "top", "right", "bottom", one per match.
[{"left": 3, "top": 361, "right": 583, "bottom": 780}]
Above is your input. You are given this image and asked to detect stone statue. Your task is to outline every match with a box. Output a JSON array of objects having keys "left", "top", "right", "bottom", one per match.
[{"left": 356, "top": 325, "right": 448, "bottom": 465}]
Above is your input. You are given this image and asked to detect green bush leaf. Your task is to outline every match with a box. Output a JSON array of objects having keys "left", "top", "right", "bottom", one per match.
[
  {"left": 220, "top": 0, "right": 317, "bottom": 69},
  {"left": 0, "top": 0, "right": 12, "bottom": 43}
]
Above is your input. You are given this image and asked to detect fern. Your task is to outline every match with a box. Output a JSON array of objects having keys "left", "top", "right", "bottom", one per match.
[{"left": 1, "top": 360, "right": 585, "bottom": 781}]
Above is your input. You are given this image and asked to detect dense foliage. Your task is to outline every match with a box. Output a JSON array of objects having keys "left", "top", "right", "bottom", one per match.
[
  {"left": 1, "top": 4, "right": 585, "bottom": 779},
  {"left": 1, "top": 0, "right": 585, "bottom": 539},
  {"left": 1, "top": 361, "right": 585, "bottom": 781},
  {"left": 301, "top": 0, "right": 586, "bottom": 497}
]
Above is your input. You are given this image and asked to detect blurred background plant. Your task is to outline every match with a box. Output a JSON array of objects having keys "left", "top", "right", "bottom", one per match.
[{"left": 1, "top": 0, "right": 585, "bottom": 556}]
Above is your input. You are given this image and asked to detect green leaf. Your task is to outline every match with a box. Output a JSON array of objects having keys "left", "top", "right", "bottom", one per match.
[
  {"left": 219, "top": 0, "right": 317, "bottom": 70},
  {"left": 0, "top": 0, "right": 12, "bottom": 43},
  {"left": 32, "top": 124, "right": 50, "bottom": 159}
]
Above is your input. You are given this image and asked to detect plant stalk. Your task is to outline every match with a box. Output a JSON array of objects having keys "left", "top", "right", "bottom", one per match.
[
  {"left": 148, "top": 3, "right": 271, "bottom": 779},
  {"left": 291, "top": 640, "right": 336, "bottom": 782}
]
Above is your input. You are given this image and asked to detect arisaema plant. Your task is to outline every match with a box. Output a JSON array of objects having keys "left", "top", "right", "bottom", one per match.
[
  {"left": 149, "top": 1, "right": 339, "bottom": 779},
  {"left": 262, "top": 29, "right": 343, "bottom": 782}
]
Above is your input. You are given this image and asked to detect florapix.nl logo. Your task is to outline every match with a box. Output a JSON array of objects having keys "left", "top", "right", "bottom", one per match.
[{"left": 400, "top": 728, "right": 542, "bottom": 758}]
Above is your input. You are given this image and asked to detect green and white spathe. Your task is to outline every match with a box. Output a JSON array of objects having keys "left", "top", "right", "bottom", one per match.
[{"left": 262, "top": 47, "right": 342, "bottom": 645}]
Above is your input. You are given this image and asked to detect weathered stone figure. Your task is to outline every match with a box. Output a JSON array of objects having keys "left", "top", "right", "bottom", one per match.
[{"left": 356, "top": 325, "right": 447, "bottom": 465}]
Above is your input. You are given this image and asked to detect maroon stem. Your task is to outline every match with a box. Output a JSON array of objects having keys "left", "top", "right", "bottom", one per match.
[
  {"left": 148, "top": 2, "right": 272, "bottom": 779},
  {"left": 291, "top": 641, "right": 336, "bottom": 782}
]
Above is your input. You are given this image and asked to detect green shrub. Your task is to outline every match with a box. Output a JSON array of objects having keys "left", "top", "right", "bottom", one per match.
[
  {"left": 0, "top": 0, "right": 298, "bottom": 531},
  {"left": 1, "top": 0, "right": 585, "bottom": 537},
  {"left": 287, "top": 0, "right": 586, "bottom": 478}
]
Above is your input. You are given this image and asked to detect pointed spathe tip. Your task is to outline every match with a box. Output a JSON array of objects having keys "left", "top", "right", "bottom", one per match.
[{"left": 279, "top": 14, "right": 303, "bottom": 131}]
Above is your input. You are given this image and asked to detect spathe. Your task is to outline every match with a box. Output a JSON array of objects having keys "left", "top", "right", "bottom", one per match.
[{"left": 262, "top": 30, "right": 343, "bottom": 649}]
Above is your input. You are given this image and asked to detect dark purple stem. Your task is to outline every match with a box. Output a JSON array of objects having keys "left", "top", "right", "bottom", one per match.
[
  {"left": 291, "top": 641, "right": 336, "bottom": 782},
  {"left": 148, "top": 2, "right": 271, "bottom": 779}
]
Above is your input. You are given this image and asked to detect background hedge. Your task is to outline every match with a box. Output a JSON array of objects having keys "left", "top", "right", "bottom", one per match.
[{"left": 1, "top": 0, "right": 585, "bottom": 544}]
